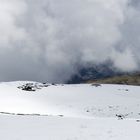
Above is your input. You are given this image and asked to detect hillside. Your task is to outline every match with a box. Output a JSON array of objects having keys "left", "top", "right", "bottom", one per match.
[
  {"left": 0, "top": 81, "right": 140, "bottom": 139},
  {"left": 87, "top": 74, "right": 140, "bottom": 86}
]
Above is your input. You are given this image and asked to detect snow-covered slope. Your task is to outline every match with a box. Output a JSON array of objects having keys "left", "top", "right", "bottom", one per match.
[
  {"left": 1, "top": 81, "right": 140, "bottom": 118},
  {"left": 0, "top": 81, "right": 140, "bottom": 140}
]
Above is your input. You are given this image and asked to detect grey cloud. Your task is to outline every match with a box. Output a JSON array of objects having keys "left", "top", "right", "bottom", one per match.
[{"left": 0, "top": 0, "right": 139, "bottom": 82}]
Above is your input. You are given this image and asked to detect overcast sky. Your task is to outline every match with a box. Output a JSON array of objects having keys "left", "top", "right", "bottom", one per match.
[{"left": 0, "top": 0, "right": 140, "bottom": 83}]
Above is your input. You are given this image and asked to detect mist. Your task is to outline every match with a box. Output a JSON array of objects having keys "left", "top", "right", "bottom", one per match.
[{"left": 0, "top": 0, "right": 140, "bottom": 83}]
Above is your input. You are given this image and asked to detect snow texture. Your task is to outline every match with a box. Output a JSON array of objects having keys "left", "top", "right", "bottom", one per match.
[{"left": 0, "top": 81, "right": 140, "bottom": 140}]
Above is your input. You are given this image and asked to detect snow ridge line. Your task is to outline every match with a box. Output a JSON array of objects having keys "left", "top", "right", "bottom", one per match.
[{"left": 0, "top": 112, "right": 64, "bottom": 117}]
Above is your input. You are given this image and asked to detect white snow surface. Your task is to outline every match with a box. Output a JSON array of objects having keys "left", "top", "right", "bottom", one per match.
[{"left": 0, "top": 81, "right": 140, "bottom": 140}]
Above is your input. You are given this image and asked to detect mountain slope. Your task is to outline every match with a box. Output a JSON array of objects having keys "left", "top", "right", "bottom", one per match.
[
  {"left": 0, "top": 81, "right": 140, "bottom": 140},
  {"left": 0, "top": 81, "right": 140, "bottom": 118},
  {"left": 88, "top": 74, "right": 140, "bottom": 86}
]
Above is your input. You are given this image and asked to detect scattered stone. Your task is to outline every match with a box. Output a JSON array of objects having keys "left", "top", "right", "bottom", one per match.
[
  {"left": 44, "top": 85, "right": 49, "bottom": 87},
  {"left": 118, "top": 89, "right": 129, "bottom": 92},
  {"left": 52, "top": 83, "right": 57, "bottom": 86},
  {"left": 0, "top": 112, "right": 16, "bottom": 115},
  {"left": 116, "top": 114, "right": 125, "bottom": 120},
  {"left": 0, "top": 112, "right": 11, "bottom": 115},
  {"left": 31, "top": 113, "right": 41, "bottom": 116},
  {"left": 125, "top": 89, "right": 129, "bottom": 91},
  {"left": 18, "top": 83, "right": 36, "bottom": 91},
  {"left": 108, "top": 106, "right": 113, "bottom": 109},
  {"left": 17, "top": 113, "right": 25, "bottom": 116},
  {"left": 42, "top": 83, "right": 50, "bottom": 87},
  {"left": 17, "top": 82, "right": 51, "bottom": 91},
  {"left": 58, "top": 115, "right": 64, "bottom": 117},
  {"left": 91, "top": 83, "right": 101, "bottom": 87}
]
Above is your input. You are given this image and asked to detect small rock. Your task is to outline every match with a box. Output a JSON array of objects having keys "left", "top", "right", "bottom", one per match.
[
  {"left": 91, "top": 83, "right": 101, "bottom": 87},
  {"left": 116, "top": 114, "right": 125, "bottom": 120}
]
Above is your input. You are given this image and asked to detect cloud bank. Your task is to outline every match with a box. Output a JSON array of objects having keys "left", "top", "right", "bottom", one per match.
[{"left": 0, "top": 0, "right": 140, "bottom": 82}]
